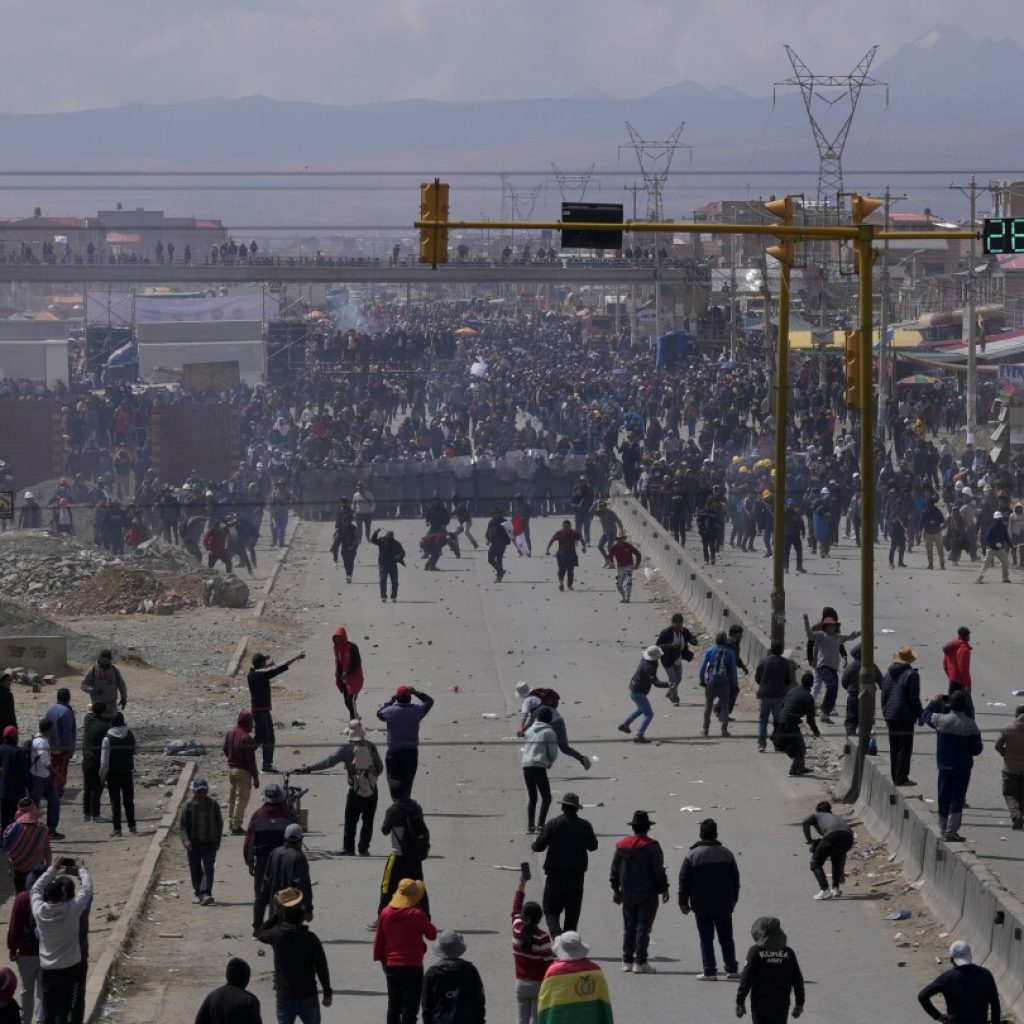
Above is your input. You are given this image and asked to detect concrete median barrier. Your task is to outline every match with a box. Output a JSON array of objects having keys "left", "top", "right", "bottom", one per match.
[
  {"left": 924, "top": 838, "right": 968, "bottom": 932},
  {"left": 609, "top": 486, "right": 1024, "bottom": 1015}
]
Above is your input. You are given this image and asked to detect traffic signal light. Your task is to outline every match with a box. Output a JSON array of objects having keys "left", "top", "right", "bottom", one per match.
[
  {"left": 764, "top": 195, "right": 796, "bottom": 266},
  {"left": 850, "top": 194, "right": 883, "bottom": 225},
  {"left": 845, "top": 330, "right": 862, "bottom": 409},
  {"left": 419, "top": 180, "right": 449, "bottom": 267}
]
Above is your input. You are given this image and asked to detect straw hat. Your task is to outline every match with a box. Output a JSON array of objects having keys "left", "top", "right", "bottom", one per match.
[
  {"left": 895, "top": 645, "right": 917, "bottom": 664},
  {"left": 389, "top": 878, "right": 426, "bottom": 909}
]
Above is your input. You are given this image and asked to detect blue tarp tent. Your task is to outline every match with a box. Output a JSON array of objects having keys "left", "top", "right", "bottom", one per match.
[{"left": 655, "top": 331, "right": 695, "bottom": 369}]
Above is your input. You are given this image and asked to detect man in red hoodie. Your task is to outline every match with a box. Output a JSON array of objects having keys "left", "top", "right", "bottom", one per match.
[
  {"left": 609, "top": 809, "right": 669, "bottom": 974},
  {"left": 224, "top": 711, "right": 260, "bottom": 836},
  {"left": 333, "top": 627, "right": 364, "bottom": 719},
  {"left": 373, "top": 878, "right": 437, "bottom": 1024},
  {"left": 942, "top": 626, "right": 973, "bottom": 696}
]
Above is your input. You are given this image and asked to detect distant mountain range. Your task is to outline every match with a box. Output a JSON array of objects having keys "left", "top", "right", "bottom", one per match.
[{"left": 0, "top": 24, "right": 1018, "bottom": 229}]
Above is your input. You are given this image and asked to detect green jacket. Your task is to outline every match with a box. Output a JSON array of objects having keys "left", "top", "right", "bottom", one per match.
[
  {"left": 181, "top": 798, "right": 223, "bottom": 847},
  {"left": 82, "top": 712, "right": 108, "bottom": 771}
]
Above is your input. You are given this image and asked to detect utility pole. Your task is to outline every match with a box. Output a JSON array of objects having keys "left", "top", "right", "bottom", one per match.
[
  {"left": 949, "top": 176, "right": 980, "bottom": 443},
  {"left": 877, "top": 187, "right": 907, "bottom": 440},
  {"left": 966, "top": 176, "right": 978, "bottom": 446}
]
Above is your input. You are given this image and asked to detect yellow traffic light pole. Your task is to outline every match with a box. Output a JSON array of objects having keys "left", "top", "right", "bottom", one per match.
[{"left": 763, "top": 196, "right": 797, "bottom": 652}]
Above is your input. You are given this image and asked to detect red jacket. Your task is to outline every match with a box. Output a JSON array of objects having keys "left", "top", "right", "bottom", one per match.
[
  {"left": 333, "top": 627, "right": 364, "bottom": 697},
  {"left": 7, "top": 889, "right": 38, "bottom": 958},
  {"left": 512, "top": 889, "right": 553, "bottom": 981},
  {"left": 203, "top": 525, "right": 229, "bottom": 555},
  {"left": 373, "top": 906, "right": 436, "bottom": 967},
  {"left": 223, "top": 711, "right": 259, "bottom": 781},
  {"left": 607, "top": 540, "right": 641, "bottom": 569},
  {"left": 942, "top": 638, "right": 973, "bottom": 692}
]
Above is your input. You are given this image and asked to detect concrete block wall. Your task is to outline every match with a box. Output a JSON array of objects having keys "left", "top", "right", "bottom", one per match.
[{"left": 610, "top": 486, "right": 1024, "bottom": 1018}]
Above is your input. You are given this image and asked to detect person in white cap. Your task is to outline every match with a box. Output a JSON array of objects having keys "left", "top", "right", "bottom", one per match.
[
  {"left": 976, "top": 510, "right": 1012, "bottom": 584},
  {"left": 917, "top": 939, "right": 999, "bottom": 1024},
  {"left": 421, "top": 930, "right": 485, "bottom": 1024},
  {"left": 538, "top": 930, "right": 612, "bottom": 1024},
  {"left": 17, "top": 491, "right": 43, "bottom": 530},
  {"left": 617, "top": 647, "right": 668, "bottom": 744},
  {"left": 298, "top": 719, "right": 383, "bottom": 856}
]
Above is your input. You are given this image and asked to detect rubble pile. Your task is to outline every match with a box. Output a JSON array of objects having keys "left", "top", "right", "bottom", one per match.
[
  {"left": 129, "top": 538, "right": 203, "bottom": 572},
  {"left": 0, "top": 533, "right": 117, "bottom": 602},
  {"left": 55, "top": 566, "right": 205, "bottom": 616}
]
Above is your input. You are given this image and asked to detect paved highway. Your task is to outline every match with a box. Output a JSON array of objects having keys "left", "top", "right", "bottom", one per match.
[
  {"left": 665, "top": 518, "right": 1024, "bottom": 895},
  {"left": 116, "top": 520, "right": 940, "bottom": 1022}
]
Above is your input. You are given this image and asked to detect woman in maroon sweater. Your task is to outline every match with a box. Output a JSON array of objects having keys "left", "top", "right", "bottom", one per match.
[{"left": 512, "top": 873, "right": 554, "bottom": 1024}]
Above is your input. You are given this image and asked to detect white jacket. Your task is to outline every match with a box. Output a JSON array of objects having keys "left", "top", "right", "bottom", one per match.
[
  {"left": 31, "top": 865, "right": 92, "bottom": 970},
  {"left": 352, "top": 489, "right": 376, "bottom": 515},
  {"left": 30, "top": 735, "right": 51, "bottom": 779}
]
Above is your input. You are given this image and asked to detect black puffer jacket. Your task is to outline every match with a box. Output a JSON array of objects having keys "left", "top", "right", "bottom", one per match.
[
  {"left": 610, "top": 835, "right": 669, "bottom": 903},
  {"left": 678, "top": 840, "right": 740, "bottom": 915},
  {"left": 881, "top": 663, "right": 922, "bottom": 723}
]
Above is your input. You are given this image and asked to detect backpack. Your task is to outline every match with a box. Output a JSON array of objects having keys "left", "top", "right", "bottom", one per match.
[
  {"left": 528, "top": 688, "right": 561, "bottom": 709},
  {"left": 349, "top": 743, "right": 378, "bottom": 799},
  {"left": 398, "top": 805, "right": 431, "bottom": 860},
  {"left": 251, "top": 813, "right": 291, "bottom": 858},
  {"left": 708, "top": 647, "right": 731, "bottom": 688}
]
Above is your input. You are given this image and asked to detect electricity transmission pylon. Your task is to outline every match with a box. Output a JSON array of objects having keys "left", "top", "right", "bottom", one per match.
[
  {"left": 773, "top": 44, "right": 888, "bottom": 202},
  {"left": 501, "top": 176, "right": 545, "bottom": 222},
  {"left": 550, "top": 163, "right": 596, "bottom": 202},
  {"left": 619, "top": 122, "right": 690, "bottom": 222}
]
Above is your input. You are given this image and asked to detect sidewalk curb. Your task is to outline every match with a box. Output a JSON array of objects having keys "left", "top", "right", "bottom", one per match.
[
  {"left": 610, "top": 486, "right": 1024, "bottom": 1018},
  {"left": 254, "top": 517, "right": 301, "bottom": 617},
  {"left": 84, "top": 761, "right": 196, "bottom": 1023},
  {"left": 226, "top": 635, "right": 249, "bottom": 676}
]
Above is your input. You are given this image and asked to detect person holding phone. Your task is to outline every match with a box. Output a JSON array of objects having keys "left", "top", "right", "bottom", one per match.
[{"left": 511, "top": 869, "right": 553, "bottom": 1024}]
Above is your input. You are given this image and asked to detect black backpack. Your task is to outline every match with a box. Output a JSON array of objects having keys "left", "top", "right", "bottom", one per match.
[
  {"left": 399, "top": 805, "right": 431, "bottom": 861},
  {"left": 529, "top": 688, "right": 561, "bottom": 708}
]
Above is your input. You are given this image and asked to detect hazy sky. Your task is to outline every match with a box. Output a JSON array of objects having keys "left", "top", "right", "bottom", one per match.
[{"left": 3, "top": 0, "right": 1023, "bottom": 113}]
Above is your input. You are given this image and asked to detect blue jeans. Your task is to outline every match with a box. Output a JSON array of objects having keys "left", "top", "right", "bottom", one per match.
[
  {"left": 812, "top": 666, "right": 840, "bottom": 715},
  {"left": 187, "top": 841, "right": 218, "bottom": 897},
  {"left": 276, "top": 996, "right": 320, "bottom": 1024},
  {"left": 694, "top": 911, "right": 738, "bottom": 976},
  {"left": 758, "top": 697, "right": 785, "bottom": 749},
  {"left": 31, "top": 775, "right": 60, "bottom": 831},
  {"left": 665, "top": 663, "right": 683, "bottom": 704},
  {"left": 551, "top": 718, "right": 585, "bottom": 761},
  {"left": 623, "top": 691, "right": 653, "bottom": 737}
]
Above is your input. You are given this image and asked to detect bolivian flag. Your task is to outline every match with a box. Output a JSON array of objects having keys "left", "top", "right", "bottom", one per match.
[{"left": 538, "top": 959, "right": 614, "bottom": 1024}]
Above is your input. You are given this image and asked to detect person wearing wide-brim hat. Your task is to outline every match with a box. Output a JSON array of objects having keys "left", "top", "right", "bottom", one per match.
[
  {"left": 373, "top": 879, "right": 437, "bottom": 1024},
  {"left": 880, "top": 645, "right": 924, "bottom": 788},
  {"left": 617, "top": 646, "right": 668, "bottom": 744},
  {"left": 610, "top": 810, "right": 669, "bottom": 974},
  {"left": 422, "top": 929, "right": 486, "bottom": 1024},
  {"left": 736, "top": 916, "right": 806, "bottom": 1022},
  {"left": 243, "top": 783, "right": 299, "bottom": 935},
  {"left": 538, "top": 930, "right": 613, "bottom": 1024},
  {"left": 531, "top": 793, "right": 598, "bottom": 939}
]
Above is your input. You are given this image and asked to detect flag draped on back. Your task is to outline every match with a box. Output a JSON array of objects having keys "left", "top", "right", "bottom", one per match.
[{"left": 538, "top": 959, "right": 614, "bottom": 1024}]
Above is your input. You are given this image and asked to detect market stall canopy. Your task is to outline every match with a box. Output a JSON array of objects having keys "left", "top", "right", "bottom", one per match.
[
  {"left": 896, "top": 374, "right": 939, "bottom": 386},
  {"left": 454, "top": 326, "right": 478, "bottom": 336}
]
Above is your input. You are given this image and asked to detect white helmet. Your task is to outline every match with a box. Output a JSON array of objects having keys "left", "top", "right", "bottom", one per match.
[
  {"left": 962, "top": 487, "right": 973, "bottom": 498},
  {"left": 23, "top": 491, "right": 33, "bottom": 500},
  {"left": 820, "top": 487, "right": 830, "bottom": 496}
]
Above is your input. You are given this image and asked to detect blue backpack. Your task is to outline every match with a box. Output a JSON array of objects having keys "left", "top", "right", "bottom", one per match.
[{"left": 708, "top": 647, "right": 731, "bottom": 688}]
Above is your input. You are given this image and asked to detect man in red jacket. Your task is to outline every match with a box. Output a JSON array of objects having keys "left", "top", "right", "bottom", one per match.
[
  {"left": 607, "top": 532, "right": 642, "bottom": 603},
  {"left": 223, "top": 711, "right": 260, "bottom": 836},
  {"left": 202, "top": 520, "right": 232, "bottom": 573},
  {"left": 942, "top": 626, "right": 973, "bottom": 694},
  {"left": 374, "top": 878, "right": 437, "bottom": 1024},
  {"left": 333, "top": 626, "right": 364, "bottom": 719}
]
